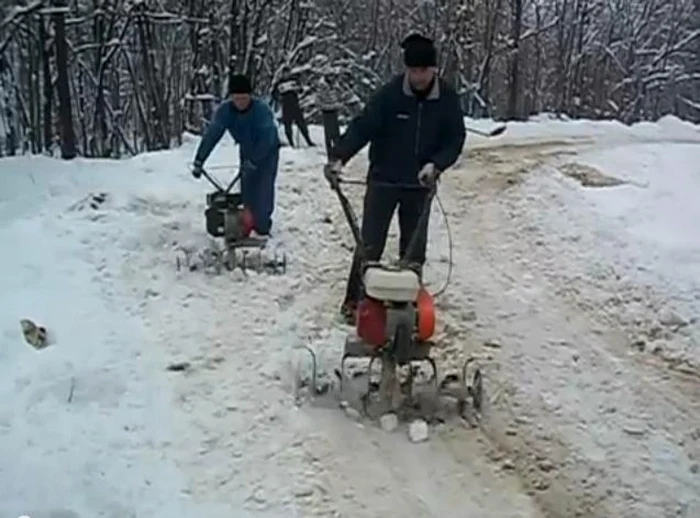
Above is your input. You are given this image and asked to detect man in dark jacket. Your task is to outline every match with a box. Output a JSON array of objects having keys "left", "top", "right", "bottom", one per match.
[
  {"left": 324, "top": 33, "right": 466, "bottom": 323},
  {"left": 192, "top": 74, "right": 280, "bottom": 236}
]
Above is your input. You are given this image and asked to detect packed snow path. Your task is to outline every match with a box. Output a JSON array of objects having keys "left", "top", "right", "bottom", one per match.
[
  {"left": 427, "top": 122, "right": 700, "bottom": 518},
  {"left": 1, "top": 117, "right": 699, "bottom": 518}
]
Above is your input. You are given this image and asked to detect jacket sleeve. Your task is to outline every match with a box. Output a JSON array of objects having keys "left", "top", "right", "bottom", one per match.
[
  {"left": 431, "top": 91, "right": 466, "bottom": 172},
  {"left": 248, "top": 102, "right": 279, "bottom": 168},
  {"left": 193, "top": 102, "right": 229, "bottom": 167},
  {"left": 331, "top": 85, "right": 387, "bottom": 164}
]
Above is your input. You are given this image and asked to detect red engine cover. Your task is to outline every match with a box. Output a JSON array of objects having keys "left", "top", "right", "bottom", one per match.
[
  {"left": 241, "top": 207, "right": 255, "bottom": 237},
  {"left": 356, "top": 297, "right": 387, "bottom": 347}
]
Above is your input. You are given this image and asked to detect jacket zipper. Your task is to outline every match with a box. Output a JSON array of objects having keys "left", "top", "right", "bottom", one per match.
[{"left": 415, "top": 102, "right": 423, "bottom": 157}]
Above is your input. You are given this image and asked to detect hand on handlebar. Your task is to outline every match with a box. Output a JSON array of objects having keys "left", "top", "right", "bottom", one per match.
[
  {"left": 418, "top": 162, "right": 439, "bottom": 187},
  {"left": 324, "top": 160, "right": 343, "bottom": 188}
]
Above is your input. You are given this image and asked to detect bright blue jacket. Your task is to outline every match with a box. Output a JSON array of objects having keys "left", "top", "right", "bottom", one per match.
[{"left": 193, "top": 97, "right": 280, "bottom": 173}]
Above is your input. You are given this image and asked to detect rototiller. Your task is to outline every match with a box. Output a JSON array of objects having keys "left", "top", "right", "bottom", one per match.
[
  {"left": 175, "top": 168, "right": 287, "bottom": 275},
  {"left": 299, "top": 171, "right": 483, "bottom": 423}
]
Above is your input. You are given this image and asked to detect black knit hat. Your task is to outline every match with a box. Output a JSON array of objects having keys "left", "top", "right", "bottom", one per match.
[
  {"left": 228, "top": 74, "right": 252, "bottom": 94},
  {"left": 401, "top": 33, "right": 437, "bottom": 67}
]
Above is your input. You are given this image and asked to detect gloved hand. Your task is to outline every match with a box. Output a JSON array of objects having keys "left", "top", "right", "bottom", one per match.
[
  {"left": 418, "top": 162, "right": 439, "bottom": 187},
  {"left": 192, "top": 163, "right": 204, "bottom": 179},
  {"left": 324, "top": 160, "right": 343, "bottom": 187}
]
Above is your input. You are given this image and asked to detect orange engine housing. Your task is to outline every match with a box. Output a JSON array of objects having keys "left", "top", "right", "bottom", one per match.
[
  {"left": 356, "top": 287, "right": 436, "bottom": 348},
  {"left": 240, "top": 207, "right": 255, "bottom": 237},
  {"left": 416, "top": 288, "right": 436, "bottom": 341}
]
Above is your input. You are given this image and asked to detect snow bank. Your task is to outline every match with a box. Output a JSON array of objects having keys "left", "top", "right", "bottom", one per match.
[
  {"left": 476, "top": 116, "right": 700, "bottom": 369},
  {"left": 463, "top": 114, "right": 699, "bottom": 148},
  {"left": 0, "top": 162, "right": 199, "bottom": 517}
]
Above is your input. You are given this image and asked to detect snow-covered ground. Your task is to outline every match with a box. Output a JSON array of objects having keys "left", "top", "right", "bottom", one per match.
[{"left": 1, "top": 116, "right": 699, "bottom": 518}]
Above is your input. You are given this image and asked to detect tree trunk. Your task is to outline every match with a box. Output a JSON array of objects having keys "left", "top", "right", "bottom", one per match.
[
  {"left": 39, "top": 14, "right": 53, "bottom": 154},
  {"left": 52, "top": 0, "right": 77, "bottom": 159},
  {"left": 506, "top": 0, "right": 523, "bottom": 120}
]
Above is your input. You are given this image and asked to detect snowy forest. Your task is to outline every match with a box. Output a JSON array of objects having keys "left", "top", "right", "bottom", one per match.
[{"left": 0, "top": 0, "right": 698, "bottom": 159}]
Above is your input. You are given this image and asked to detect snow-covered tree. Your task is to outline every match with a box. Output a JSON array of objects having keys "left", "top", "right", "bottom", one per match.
[{"left": 0, "top": 0, "right": 698, "bottom": 157}]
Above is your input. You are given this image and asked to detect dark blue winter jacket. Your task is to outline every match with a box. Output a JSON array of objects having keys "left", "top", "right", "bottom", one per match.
[
  {"left": 193, "top": 97, "right": 280, "bottom": 174},
  {"left": 331, "top": 74, "right": 466, "bottom": 185}
]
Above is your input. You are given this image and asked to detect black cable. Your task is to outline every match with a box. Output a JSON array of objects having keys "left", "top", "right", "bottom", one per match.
[{"left": 431, "top": 191, "right": 453, "bottom": 298}]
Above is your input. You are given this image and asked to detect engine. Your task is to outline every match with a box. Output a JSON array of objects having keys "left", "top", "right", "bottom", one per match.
[
  {"left": 205, "top": 191, "right": 254, "bottom": 242},
  {"left": 356, "top": 266, "right": 435, "bottom": 347}
]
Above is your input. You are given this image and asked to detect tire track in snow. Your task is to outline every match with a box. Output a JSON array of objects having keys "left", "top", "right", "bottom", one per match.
[{"left": 432, "top": 136, "right": 700, "bottom": 518}]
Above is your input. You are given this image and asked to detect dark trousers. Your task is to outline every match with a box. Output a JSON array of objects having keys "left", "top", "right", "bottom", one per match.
[
  {"left": 343, "top": 182, "right": 431, "bottom": 306},
  {"left": 283, "top": 114, "right": 314, "bottom": 147},
  {"left": 240, "top": 150, "right": 279, "bottom": 235},
  {"left": 321, "top": 109, "right": 340, "bottom": 160}
]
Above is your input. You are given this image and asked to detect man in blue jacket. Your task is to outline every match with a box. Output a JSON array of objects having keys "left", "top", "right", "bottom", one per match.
[
  {"left": 324, "top": 34, "right": 466, "bottom": 323},
  {"left": 192, "top": 74, "right": 280, "bottom": 236}
]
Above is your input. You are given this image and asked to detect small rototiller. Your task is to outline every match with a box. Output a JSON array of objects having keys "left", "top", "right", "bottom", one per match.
[
  {"left": 298, "top": 171, "right": 483, "bottom": 423},
  {"left": 175, "top": 168, "right": 287, "bottom": 275}
]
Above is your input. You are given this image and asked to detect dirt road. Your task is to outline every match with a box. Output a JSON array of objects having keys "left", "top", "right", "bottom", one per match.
[{"left": 424, "top": 136, "right": 700, "bottom": 518}]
